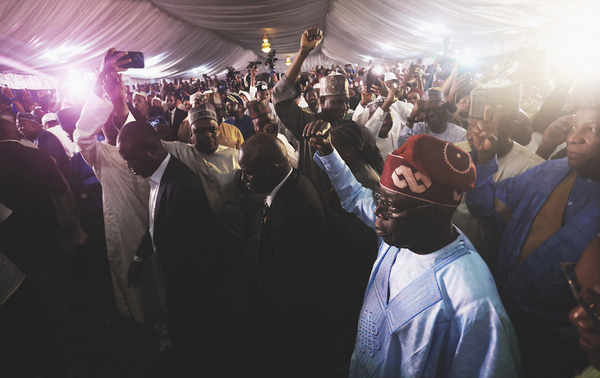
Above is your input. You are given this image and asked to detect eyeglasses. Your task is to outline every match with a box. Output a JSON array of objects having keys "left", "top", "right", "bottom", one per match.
[
  {"left": 561, "top": 261, "right": 600, "bottom": 333},
  {"left": 373, "top": 192, "right": 436, "bottom": 219}
]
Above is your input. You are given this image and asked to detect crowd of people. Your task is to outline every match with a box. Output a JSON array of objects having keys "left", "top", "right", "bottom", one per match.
[{"left": 1, "top": 26, "right": 599, "bottom": 378}]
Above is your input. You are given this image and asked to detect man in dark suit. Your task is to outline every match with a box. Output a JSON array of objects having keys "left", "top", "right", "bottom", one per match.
[
  {"left": 118, "top": 121, "right": 225, "bottom": 377},
  {"left": 238, "top": 133, "right": 331, "bottom": 376},
  {"left": 164, "top": 92, "right": 186, "bottom": 140},
  {"left": 16, "top": 112, "right": 71, "bottom": 180}
]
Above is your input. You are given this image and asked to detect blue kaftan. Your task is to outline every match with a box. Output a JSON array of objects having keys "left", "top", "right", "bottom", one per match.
[
  {"left": 315, "top": 150, "right": 522, "bottom": 378},
  {"left": 465, "top": 157, "right": 600, "bottom": 323}
]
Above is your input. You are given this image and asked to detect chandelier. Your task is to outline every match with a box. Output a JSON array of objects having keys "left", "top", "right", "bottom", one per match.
[
  {"left": 261, "top": 33, "right": 271, "bottom": 53},
  {"left": 285, "top": 55, "right": 291, "bottom": 66}
]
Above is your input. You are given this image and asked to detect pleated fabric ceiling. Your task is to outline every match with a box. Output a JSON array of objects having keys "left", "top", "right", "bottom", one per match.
[{"left": 0, "top": 0, "right": 592, "bottom": 79}]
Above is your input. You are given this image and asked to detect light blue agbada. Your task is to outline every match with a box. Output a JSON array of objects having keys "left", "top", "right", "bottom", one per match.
[{"left": 314, "top": 150, "right": 522, "bottom": 378}]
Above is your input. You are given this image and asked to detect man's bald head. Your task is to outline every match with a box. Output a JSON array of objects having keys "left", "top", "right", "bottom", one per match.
[
  {"left": 117, "top": 121, "right": 168, "bottom": 178},
  {"left": 0, "top": 119, "right": 19, "bottom": 141},
  {"left": 238, "top": 133, "right": 291, "bottom": 194}
]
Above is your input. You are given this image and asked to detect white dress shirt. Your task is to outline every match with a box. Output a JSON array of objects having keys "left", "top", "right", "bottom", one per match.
[
  {"left": 148, "top": 154, "right": 171, "bottom": 250},
  {"left": 266, "top": 167, "right": 294, "bottom": 207}
]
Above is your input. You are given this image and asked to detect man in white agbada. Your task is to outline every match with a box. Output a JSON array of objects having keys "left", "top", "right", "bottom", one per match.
[
  {"left": 363, "top": 81, "right": 413, "bottom": 161},
  {"left": 353, "top": 72, "right": 412, "bottom": 130},
  {"left": 398, "top": 89, "right": 467, "bottom": 147},
  {"left": 74, "top": 50, "right": 166, "bottom": 324},
  {"left": 304, "top": 120, "right": 522, "bottom": 378},
  {"left": 159, "top": 102, "right": 246, "bottom": 271}
]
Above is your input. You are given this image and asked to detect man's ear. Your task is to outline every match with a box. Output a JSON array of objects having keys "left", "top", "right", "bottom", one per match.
[
  {"left": 145, "top": 142, "right": 160, "bottom": 158},
  {"left": 267, "top": 163, "right": 279, "bottom": 177}
]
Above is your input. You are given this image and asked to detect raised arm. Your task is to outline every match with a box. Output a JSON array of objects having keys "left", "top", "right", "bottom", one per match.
[
  {"left": 304, "top": 120, "right": 377, "bottom": 229},
  {"left": 284, "top": 27, "right": 323, "bottom": 87}
]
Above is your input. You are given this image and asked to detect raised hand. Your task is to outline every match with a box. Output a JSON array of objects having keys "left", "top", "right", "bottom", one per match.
[
  {"left": 100, "top": 48, "right": 130, "bottom": 75},
  {"left": 302, "top": 120, "right": 333, "bottom": 155},
  {"left": 472, "top": 105, "right": 502, "bottom": 165},
  {"left": 360, "top": 88, "right": 373, "bottom": 107},
  {"left": 541, "top": 114, "right": 574, "bottom": 149},
  {"left": 300, "top": 27, "right": 323, "bottom": 53},
  {"left": 103, "top": 71, "right": 126, "bottom": 103}
]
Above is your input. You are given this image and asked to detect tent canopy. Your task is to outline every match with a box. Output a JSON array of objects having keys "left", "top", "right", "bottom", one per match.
[{"left": 0, "top": 0, "right": 588, "bottom": 80}]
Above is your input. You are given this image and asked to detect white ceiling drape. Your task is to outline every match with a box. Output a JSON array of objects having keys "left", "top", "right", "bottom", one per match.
[{"left": 0, "top": 0, "right": 592, "bottom": 80}]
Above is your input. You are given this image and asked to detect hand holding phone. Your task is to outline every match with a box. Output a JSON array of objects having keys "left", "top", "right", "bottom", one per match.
[{"left": 114, "top": 51, "right": 145, "bottom": 69}]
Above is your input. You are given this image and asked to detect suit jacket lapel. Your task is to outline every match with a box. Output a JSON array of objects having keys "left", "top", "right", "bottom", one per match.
[
  {"left": 268, "top": 170, "right": 298, "bottom": 211},
  {"left": 154, "top": 157, "right": 175, "bottom": 225}
]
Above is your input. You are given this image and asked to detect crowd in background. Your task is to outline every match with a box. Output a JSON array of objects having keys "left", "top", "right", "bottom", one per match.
[{"left": 1, "top": 26, "right": 600, "bottom": 378}]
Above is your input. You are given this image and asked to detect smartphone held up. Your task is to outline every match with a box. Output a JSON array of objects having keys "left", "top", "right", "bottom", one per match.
[{"left": 114, "top": 51, "right": 145, "bottom": 69}]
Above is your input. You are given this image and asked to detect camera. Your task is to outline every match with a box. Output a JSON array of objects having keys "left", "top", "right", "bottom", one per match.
[
  {"left": 265, "top": 50, "right": 278, "bottom": 72},
  {"left": 247, "top": 61, "right": 262, "bottom": 73}
]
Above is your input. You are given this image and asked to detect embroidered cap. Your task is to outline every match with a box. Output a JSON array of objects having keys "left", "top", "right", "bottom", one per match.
[
  {"left": 319, "top": 73, "right": 349, "bottom": 97},
  {"left": 147, "top": 115, "right": 169, "bottom": 129},
  {"left": 226, "top": 93, "right": 244, "bottom": 106},
  {"left": 41, "top": 113, "right": 57, "bottom": 125},
  {"left": 469, "top": 79, "right": 522, "bottom": 120},
  {"left": 16, "top": 112, "right": 40, "bottom": 125},
  {"left": 189, "top": 102, "right": 218, "bottom": 125},
  {"left": 380, "top": 135, "right": 476, "bottom": 207},
  {"left": 247, "top": 100, "right": 271, "bottom": 120},
  {"left": 427, "top": 89, "right": 445, "bottom": 103},
  {"left": 255, "top": 81, "right": 270, "bottom": 92}
]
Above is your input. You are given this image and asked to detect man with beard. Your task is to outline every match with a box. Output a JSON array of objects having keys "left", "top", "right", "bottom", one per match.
[
  {"left": 303, "top": 86, "right": 320, "bottom": 114},
  {"left": 397, "top": 89, "right": 466, "bottom": 147}
]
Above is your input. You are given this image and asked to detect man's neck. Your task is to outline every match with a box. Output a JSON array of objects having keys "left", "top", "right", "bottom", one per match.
[
  {"left": 410, "top": 225, "right": 458, "bottom": 255},
  {"left": 496, "top": 137, "right": 514, "bottom": 159},
  {"left": 428, "top": 122, "right": 447, "bottom": 134}
]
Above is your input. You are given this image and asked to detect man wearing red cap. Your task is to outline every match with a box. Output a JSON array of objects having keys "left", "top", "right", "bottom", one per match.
[{"left": 305, "top": 121, "right": 522, "bottom": 377}]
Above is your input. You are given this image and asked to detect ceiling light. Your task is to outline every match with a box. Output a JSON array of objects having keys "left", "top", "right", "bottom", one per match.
[
  {"left": 261, "top": 33, "right": 271, "bottom": 54},
  {"left": 285, "top": 55, "right": 291, "bottom": 66}
]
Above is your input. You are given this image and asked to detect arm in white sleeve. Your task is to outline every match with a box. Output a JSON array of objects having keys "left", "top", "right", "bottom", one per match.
[
  {"left": 249, "top": 86, "right": 257, "bottom": 100},
  {"left": 352, "top": 103, "right": 370, "bottom": 126},
  {"left": 314, "top": 149, "right": 377, "bottom": 229},
  {"left": 73, "top": 92, "right": 114, "bottom": 168},
  {"left": 364, "top": 107, "right": 386, "bottom": 138}
]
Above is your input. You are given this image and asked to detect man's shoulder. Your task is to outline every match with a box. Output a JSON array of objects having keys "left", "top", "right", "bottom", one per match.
[
  {"left": 38, "top": 129, "right": 61, "bottom": 143},
  {"left": 214, "top": 144, "right": 239, "bottom": 157},
  {"left": 276, "top": 171, "right": 321, "bottom": 208},
  {"left": 164, "top": 155, "right": 202, "bottom": 186},
  {"left": 446, "top": 122, "right": 467, "bottom": 134},
  {"left": 436, "top": 244, "right": 502, "bottom": 308},
  {"left": 509, "top": 142, "right": 545, "bottom": 164}
]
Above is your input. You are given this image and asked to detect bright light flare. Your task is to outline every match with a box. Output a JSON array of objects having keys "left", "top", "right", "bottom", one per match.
[
  {"left": 547, "top": 6, "right": 600, "bottom": 76},
  {"left": 374, "top": 66, "right": 384, "bottom": 75}
]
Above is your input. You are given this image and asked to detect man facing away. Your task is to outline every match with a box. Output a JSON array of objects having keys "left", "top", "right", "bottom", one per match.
[{"left": 305, "top": 120, "right": 522, "bottom": 378}]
